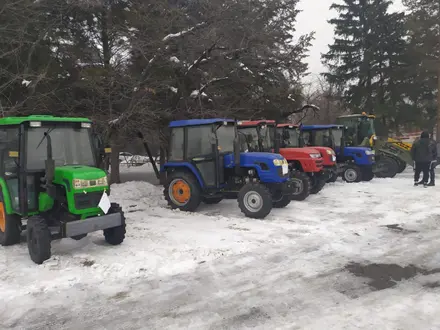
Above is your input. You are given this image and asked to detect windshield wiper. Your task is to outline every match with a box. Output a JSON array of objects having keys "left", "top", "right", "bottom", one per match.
[{"left": 36, "top": 128, "right": 55, "bottom": 150}]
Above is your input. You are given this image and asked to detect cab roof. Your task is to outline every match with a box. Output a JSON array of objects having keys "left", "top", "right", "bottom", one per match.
[
  {"left": 277, "top": 123, "right": 298, "bottom": 128},
  {"left": 301, "top": 124, "right": 344, "bottom": 130},
  {"left": 238, "top": 120, "right": 275, "bottom": 127},
  {"left": 0, "top": 115, "right": 92, "bottom": 126},
  {"left": 169, "top": 118, "right": 234, "bottom": 128}
]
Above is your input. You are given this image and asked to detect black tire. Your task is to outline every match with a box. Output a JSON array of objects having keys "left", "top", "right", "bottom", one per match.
[
  {"left": 272, "top": 195, "right": 292, "bottom": 209},
  {"left": 26, "top": 215, "right": 51, "bottom": 264},
  {"left": 238, "top": 183, "right": 273, "bottom": 219},
  {"left": 375, "top": 157, "right": 398, "bottom": 178},
  {"left": 361, "top": 167, "right": 374, "bottom": 181},
  {"left": 0, "top": 192, "right": 21, "bottom": 246},
  {"left": 396, "top": 160, "right": 406, "bottom": 173},
  {"left": 104, "top": 203, "right": 126, "bottom": 245},
  {"left": 290, "top": 171, "right": 311, "bottom": 201},
  {"left": 342, "top": 165, "right": 362, "bottom": 183},
  {"left": 202, "top": 197, "right": 223, "bottom": 204},
  {"left": 164, "top": 171, "right": 201, "bottom": 212},
  {"left": 327, "top": 172, "right": 339, "bottom": 183},
  {"left": 310, "top": 175, "right": 326, "bottom": 194}
]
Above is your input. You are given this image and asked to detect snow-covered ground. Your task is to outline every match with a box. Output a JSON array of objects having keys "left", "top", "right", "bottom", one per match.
[{"left": 2, "top": 167, "right": 440, "bottom": 329}]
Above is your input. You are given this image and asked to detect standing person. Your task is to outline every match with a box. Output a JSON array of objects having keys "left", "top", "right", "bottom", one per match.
[
  {"left": 410, "top": 131, "right": 431, "bottom": 187},
  {"left": 428, "top": 133, "right": 437, "bottom": 186}
]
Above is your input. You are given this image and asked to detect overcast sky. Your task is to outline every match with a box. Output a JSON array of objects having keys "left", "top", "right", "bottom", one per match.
[{"left": 296, "top": 0, "right": 405, "bottom": 82}]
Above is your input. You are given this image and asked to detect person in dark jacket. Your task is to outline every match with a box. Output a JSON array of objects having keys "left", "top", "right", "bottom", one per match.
[
  {"left": 410, "top": 131, "right": 431, "bottom": 187},
  {"left": 428, "top": 133, "right": 437, "bottom": 186}
]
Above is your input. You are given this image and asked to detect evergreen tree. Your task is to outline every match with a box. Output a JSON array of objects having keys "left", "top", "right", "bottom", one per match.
[{"left": 322, "top": 0, "right": 407, "bottom": 126}]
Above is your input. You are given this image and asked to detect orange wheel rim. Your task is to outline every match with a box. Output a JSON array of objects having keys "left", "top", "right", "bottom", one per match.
[
  {"left": 0, "top": 202, "right": 5, "bottom": 232},
  {"left": 171, "top": 180, "right": 191, "bottom": 204}
]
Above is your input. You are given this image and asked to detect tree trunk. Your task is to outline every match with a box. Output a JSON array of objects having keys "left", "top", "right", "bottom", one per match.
[
  {"left": 160, "top": 147, "right": 166, "bottom": 185},
  {"left": 110, "top": 143, "right": 121, "bottom": 184}
]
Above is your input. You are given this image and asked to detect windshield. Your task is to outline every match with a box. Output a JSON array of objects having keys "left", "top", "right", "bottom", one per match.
[
  {"left": 258, "top": 126, "right": 273, "bottom": 151},
  {"left": 358, "top": 117, "right": 375, "bottom": 141},
  {"left": 314, "top": 129, "right": 333, "bottom": 147},
  {"left": 278, "top": 127, "right": 300, "bottom": 148},
  {"left": 26, "top": 126, "right": 95, "bottom": 170},
  {"left": 238, "top": 127, "right": 260, "bottom": 152},
  {"left": 216, "top": 124, "right": 235, "bottom": 153},
  {"left": 331, "top": 129, "right": 343, "bottom": 147}
]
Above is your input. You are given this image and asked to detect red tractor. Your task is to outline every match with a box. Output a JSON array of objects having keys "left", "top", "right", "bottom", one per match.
[
  {"left": 277, "top": 123, "right": 338, "bottom": 183},
  {"left": 238, "top": 120, "right": 335, "bottom": 201}
]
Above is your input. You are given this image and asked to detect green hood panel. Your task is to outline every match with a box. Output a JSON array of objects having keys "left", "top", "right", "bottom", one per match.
[{"left": 53, "top": 166, "right": 107, "bottom": 182}]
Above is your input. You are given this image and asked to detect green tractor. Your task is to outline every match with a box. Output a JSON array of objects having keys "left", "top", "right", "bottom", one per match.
[
  {"left": 0, "top": 115, "right": 126, "bottom": 264},
  {"left": 335, "top": 113, "right": 411, "bottom": 178}
]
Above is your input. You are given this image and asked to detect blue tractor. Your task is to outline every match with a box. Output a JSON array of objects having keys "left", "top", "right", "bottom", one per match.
[
  {"left": 161, "top": 118, "right": 295, "bottom": 219},
  {"left": 300, "top": 125, "right": 375, "bottom": 183}
]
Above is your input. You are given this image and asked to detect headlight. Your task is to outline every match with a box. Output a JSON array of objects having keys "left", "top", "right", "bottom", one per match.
[
  {"left": 373, "top": 136, "right": 378, "bottom": 140},
  {"left": 73, "top": 176, "right": 108, "bottom": 189},
  {"left": 326, "top": 149, "right": 334, "bottom": 155},
  {"left": 310, "top": 153, "right": 321, "bottom": 159},
  {"left": 273, "top": 158, "right": 287, "bottom": 166},
  {"left": 365, "top": 150, "right": 374, "bottom": 155}
]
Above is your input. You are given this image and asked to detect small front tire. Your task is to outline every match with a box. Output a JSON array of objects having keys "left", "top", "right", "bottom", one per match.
[
  {"left": 327, "top": 172, "right": 338, "bottom": 183},
  {"left": 361, "top": 167, "right": 374, "bottom": 181},
  {"left": 238, "top": 183, "right": 273, "bottom": 219},
  {"left": 310, "top": 175, "right": 326, "bottom": 194},
  {"left": 26, "top": 215, "right": 51, "bottom": 265},
  {"left": 273, "top": 195, "right": 291, "bottom": 208},
  {"left": 342, "top": 165, "right": 362, "bottom": 183},
  {"left": 104, "top": 203, "right": 126, "bottom": 245}
]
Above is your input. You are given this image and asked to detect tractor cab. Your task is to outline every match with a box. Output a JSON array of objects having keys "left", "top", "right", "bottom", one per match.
[
  {"left": 0, "top": 115, "right": 125, "bottom": 264},
  {"left": 335, "top": 113, "right": 376, "bottom": 147},
  {"left": 301, "top": 124, "right": 375, "bottom": 183},
  {"left": 162, "top": 118, "right": 294, "bottom": 219}
]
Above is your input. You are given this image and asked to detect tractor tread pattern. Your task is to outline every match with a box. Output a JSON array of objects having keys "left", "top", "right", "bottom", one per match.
[{"left": 103, "top": 203, "right": 126, "bottom": 245}]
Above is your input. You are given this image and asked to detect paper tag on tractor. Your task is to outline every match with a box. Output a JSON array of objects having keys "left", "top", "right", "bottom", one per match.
[
  {"left": 98, "top": 191, "right": 111, "bottom": 214},
  {"left": 282, "top": 164, "right": 288, "bottom": 175}
]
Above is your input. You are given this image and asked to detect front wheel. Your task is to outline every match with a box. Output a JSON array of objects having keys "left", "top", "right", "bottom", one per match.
[
  {"left": 342, "top": 165, "right": 362, "bottom": 183},
  {"left": 272, "top": 194, "right": 291, "bottom": 208},
  {"left": 164, "top": 171, "right": 202, "bottom": 212},
  {"left": 26, "top": 215, "right": 51, "bottom": 264},
  {"left": 238, "top": 183, "right": 273, "bottom": 219},
  {"left": 290, "top": 171, "right": 311, "bottom": 201},
  {"left": 103, "top": 203, "right": 126, "bottom": 245}
]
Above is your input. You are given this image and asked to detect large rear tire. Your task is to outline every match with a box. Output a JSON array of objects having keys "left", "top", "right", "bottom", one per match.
[
  {"left": 0, "top": 192, "right": 21, "bottom": 246},
  {"left": 342, "top": 165, "right": 362, "bottom": 183},
  {"left": 103, "top": 203, "right": 126, "bottom": 245},
  {"left": 238, "top": 183, "right": 272, "bottom": 219},
  {"left": 375, "top": 157, "right": 398, "bottom": 178},
  {"left": 26, "top": 215, "right": 51, "bottom": 265},
  {"left": 272, "top": 195, "right": 291, "bottom": 208},
  {"left": 290, "top": 171, "right": 311, "bottom": 201},
  {"left": 164, "top": 171, "right": 202, "bottom": 212},
  {"left": 361, "top": 167, "right": 374, "bottom": 182},
  {"left": 396, "top": 160, "right": 406, "bottom": 173},
  {"left": 310, "top": 175, "right": 326, "bottom": 194}
]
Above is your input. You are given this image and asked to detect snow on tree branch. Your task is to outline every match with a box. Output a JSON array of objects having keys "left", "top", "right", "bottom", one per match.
[{"left": 162, "top": 22, "right": 206, "bottom": 42}]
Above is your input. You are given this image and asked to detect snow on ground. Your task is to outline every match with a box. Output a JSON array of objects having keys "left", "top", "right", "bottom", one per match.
[{"left": 2, "top": 168, "right": 440, "bottom": 329}]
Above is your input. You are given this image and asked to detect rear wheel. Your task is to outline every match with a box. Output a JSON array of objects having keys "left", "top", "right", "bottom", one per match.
[
  {"left": 361, "top": 167, "right": 374, "bottom": 181},
  {"left": 103, "top": 203, "right": 126, "bottom": 245},
  {"left": 310, "top": 175, "right": 326, "bottom": 194},
  {"left": 0, "top": 193, "right": 21, "bottom": 246},
  {"left": 396, "top": 160, "right": 406, "bottom": 173},
  {"left": 164, "top": 171, "right": 201, "bottom": 212},
  {"left": 238, "top": 183, "right": 272, "bottom": 219},
  {"left": 375, "top": 157, "right": 398, "bottom": 178},
  {"left": 342, "top": 165, "right": 362, "bottom": 183},
  {"left": 26, "top": 215, "right": 51, "bottom": 264},
  {"left": 327, "top": 172, "right": 338, "bottom": 183},
  {"left": 290, "top": 171, "right": 311, "bottom": 201},
  {"left": 272, "top": 194, "right": 291, "bottom": 208}
]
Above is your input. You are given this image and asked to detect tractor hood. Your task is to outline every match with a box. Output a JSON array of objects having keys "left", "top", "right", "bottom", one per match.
[
  {"left": 54, "top": 165, "right": 107, "bottom": 182},
  {"left": 310, "top": 146, "right": 337, "bottom": 165},
  {"left": 278, "top": 147, "right": 321, "bottom": 160},
  {"left": 223, "top": 152, "right": 285, "bottom": 167}
]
